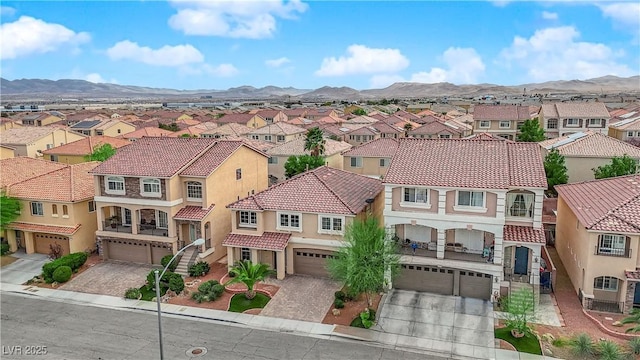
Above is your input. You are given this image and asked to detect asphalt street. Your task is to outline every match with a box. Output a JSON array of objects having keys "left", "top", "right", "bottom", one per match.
[{"left": 0, "top": 293, "right": 449, "bottom": 360}]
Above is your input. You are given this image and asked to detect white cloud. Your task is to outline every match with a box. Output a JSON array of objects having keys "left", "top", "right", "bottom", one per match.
[
  {"left": 598, "top": 3, "right": 640, "bottom": 29},
  {"left": 315, "top": 45, "right": 410, "bottom": 77},
  {"left": 168, "top": 0, "right": 308, "bottom": 39},
  {"left": 106, "top": 40, "right": 204, "bottom": 67},
  {"left": 410, "top": 47, "right": 486, "bottom": 84},
  {"left": 499, "top": 26, "right": 634, "bottom": 81},
  {"left": 541, "top": 11, "right": 558, "bottom": 20},
  {"left": 0, "top": 16, "right": 90, "bottom": 60},
  {"left": 0, "top": 6, "right": 16, "bottom": 16},
  {"left": 265, "top": 57, "right": 291, "bottom": 68},
  {"left": 180, "top": 63, "right": 239, "bottom": 78}
]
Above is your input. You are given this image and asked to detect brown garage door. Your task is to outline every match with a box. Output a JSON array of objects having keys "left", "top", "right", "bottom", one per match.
[
  {"left": 293, "top": 249, "right": 335, "bottom": 277},
  {"left": 459, "top": 270, "right": 492, "bottom": 300},
  {"left": 34, "top": 233, "right": 70, "bottom": 255},
  {"left": 394, "top": 264, "right": 454, "bottom": 295},
  {"left": 150, "top": 243, "right": 172, "bottom": 265},
  {"left": 105, "top": 239, "right": 148, "bottom": 263}
]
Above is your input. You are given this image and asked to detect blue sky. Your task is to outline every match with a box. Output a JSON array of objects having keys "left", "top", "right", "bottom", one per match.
[{"left": 1, "top": 1, "right": 638, "bottom": 90}]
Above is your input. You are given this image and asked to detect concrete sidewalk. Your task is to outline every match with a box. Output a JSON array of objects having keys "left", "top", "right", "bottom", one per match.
[{"left": 0, "top": 282, "right": 562, "bottom": 360}]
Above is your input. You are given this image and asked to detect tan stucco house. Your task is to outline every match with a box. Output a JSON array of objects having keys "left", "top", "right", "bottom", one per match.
[
  {"left": 248, "top": 122, "right": 306, "bottom": 143},
  {"left": 0, "top": 127, "right": 86, "bottom": 158},
  {"left": 472, "top": 105, "right": 533, "bottom": 141},
  {"left": 70, "top": 119, "right": 137, "bottom": 137},
  {"left": 540, "top": 102, "right": 611, "bottom": 139},
  {"left": 42, "top": 136, "right": 131, "bottom": 164},
  {"left": 342, "top": 138, "right": 399, "bottom": 179}
]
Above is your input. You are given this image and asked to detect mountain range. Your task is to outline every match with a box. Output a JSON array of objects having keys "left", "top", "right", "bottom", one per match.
[{"left": 1, "top": 76, "right": 638, "bottom": 101}]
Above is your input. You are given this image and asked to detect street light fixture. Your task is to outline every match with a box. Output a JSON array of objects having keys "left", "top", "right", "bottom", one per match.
[{"left": 155, "top": 238, "right": 205, "bottom": 360}]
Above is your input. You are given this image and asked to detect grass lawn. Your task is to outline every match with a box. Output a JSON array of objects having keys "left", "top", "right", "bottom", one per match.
[
  {"left": 139, "top": 285, "right": 166, "bottom": 301},
  {"left": 0, "top": 255, "right": 18, "bottom": 267},
  {"left": 228, "top": 293, "right": 270, "bottom": 313},
  {"left": 495, "top": 327, "right": 542, "bottom": 355}
]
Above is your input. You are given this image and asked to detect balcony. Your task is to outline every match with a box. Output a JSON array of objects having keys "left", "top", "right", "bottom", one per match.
[
  {"left": 137, "top": 224, "right": 169, "bottom": 237},
  {"left": 594, "top": 246, "right": 631, "bottom": 258},
  {"left": 102, "top": 221, "right": 132, "bottom": 234},
  {"left": 398, "top": 242, "right": 490, "bottom": 264}
]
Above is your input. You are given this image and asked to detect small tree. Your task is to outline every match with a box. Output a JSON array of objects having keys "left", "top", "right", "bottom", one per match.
[
  {"left": 503, "top": 288, "right": 536, "bottom": 338},
  {"left": 516, "top": 118, "right": 545, "bottom": 142},
  {"left": 84, "top": 143, "right": 116, "bottom": 162},
  {"left": 284, "top": 155, "right": 325, "bottom": 178},
  {"left": 225, "top": 260, "right": 275, "bottom": 299},
  {"left": 543, "top": 149, "right": 568, "bottom": 195},
  {"left": 593, "top": 154, "right": 638, "bottom": 179},
  {"left": 351, "top": 108, "right": 367, "bottom": 116},
  {"left": 159, "top": 122, "right": 179, "bottom": 132},
  {"left": 403, "top": 123, "right": 413, "bottom": 136},
  {"left": 327, "top": 217, "right": 401, "bottom": 307},
  {"left": 304, "top": 127, "right": 326, "bottom": 157},
  {"left": 0, "top": 193, "right": 21, "bottom": 231}
]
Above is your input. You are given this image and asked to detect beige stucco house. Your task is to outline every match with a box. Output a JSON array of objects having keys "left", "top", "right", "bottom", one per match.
[
  {"left": 20, "top": 113, "right": 63, "bottom": 127},
  {"left": 42, "top": 136, "right": 131, "bottom": 164},
  {"left": 342, "top": 138, "right": 399, "bottom": 179},
  {"left": 224, "top": 166, "right": 384, "bottom": 279},
  {"left": 555, "top": 175, "right": 640, "bottom": 313},
  {"left": 0, "top": 127, "right": 86, "bottom": 158},
  {"left": 472, "top": 105, "right": 533, "bottom": 140},
  {"left": 0, "top": 145, "right": 15, "bottom": 159},
  {"left": 248, "top": 122, "right": 306, "bottom": 143},
  {"left": 540, "top": 102, "right": 611, "bottom": 139},
  {"left": 70, "top": 119, "right": 137, "bottom": 137}
]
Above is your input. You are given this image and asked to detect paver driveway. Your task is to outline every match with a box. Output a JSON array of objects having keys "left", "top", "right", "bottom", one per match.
[
  {"left": 374, "top": 290, "right": 495, "bottom": 358},
  {"left": 260, "top": 275, "right": 342, "bottom": 323},
  {"left": 60, "top": 261, "right": 153, "bottom": 297},
  {"left": 0, "top": 252, "right": 49, "bottom": 285}
]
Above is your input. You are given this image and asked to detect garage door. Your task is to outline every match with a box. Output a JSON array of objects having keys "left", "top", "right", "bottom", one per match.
[
  {"left": 150, "top": 243, "right": 172, "bottom": 265},
  {"left": 459, "top": 270, "right": 493, "bottom": 300},
  {"left": 105, "top": 239, "right": 148, "bottom": 263},
  {"left": 293, "top": 249, "right": 336, "bottom": 277},
  {"left": 35, "top": 234, "right": 70, "bottom": 255},
  {"left": 394, "top": 264, "right": 454, "bottom": 295}
]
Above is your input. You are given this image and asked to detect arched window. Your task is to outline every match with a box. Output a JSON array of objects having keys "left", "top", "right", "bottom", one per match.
[
  {"left": 140, "top": 178, "right": 161, "bottom": 197},
  {"left": 105, "top": 176, "right": 125, "bottom": 194},
  {"left": 186, "top": 181, "right": 202, "bottom": 200},
  {"left": 593, "top": 276, "right": 618, "bottom": 291},
  {"left": 62, "top": 205, "right": 68, "bottom": 216},
  {"left": 52, "top": 204, "right": 58, "bottom": 215}
]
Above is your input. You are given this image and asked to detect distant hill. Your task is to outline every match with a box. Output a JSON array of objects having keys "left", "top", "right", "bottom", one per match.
[{"left": 1, "top": 75, "right": 638, "bottom": 101}]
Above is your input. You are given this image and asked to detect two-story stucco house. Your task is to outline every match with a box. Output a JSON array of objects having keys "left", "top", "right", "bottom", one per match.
[
  {"left": 0, "top": 127, "right": 86, "bottom": 158},
  {"left": 42, "top": 136, "right": 131, "bottom": 164},
  {"left": 90, "top": 137, "right": 269, "bottom": 265},
  {"left": 342, "top": 138, "right": 399, "bottom": 179},
  {"left": 540, "top": 102, "right": 611, "bottom": 138},
  {"left": 556, "top": 175, "right": 640, "bottom": 313},
  {"left": 247, "top": 122, "right": 306, "bottom": 143},
  {"left": 2, "top": 157, "right": 99, "bottom": 255},
  {"left": 70, "top": 119, "right": 136, "bottom": 137},
  {"left": 223, "top": 166, "right": 384, "bottom": 279},
  {"left": 384, "top": 138, "right": 548, "bottom": 302},
  {"left": 473, "top": 105, "right": 532, "bottom": 141}
]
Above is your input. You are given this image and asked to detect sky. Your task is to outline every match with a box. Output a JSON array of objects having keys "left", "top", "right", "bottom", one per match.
[{"left": 1, "top": 0, "right": 639, "bottom": 90}]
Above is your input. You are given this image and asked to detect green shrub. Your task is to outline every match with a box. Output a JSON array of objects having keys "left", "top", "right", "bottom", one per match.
[
  {"left": 124, "top": 288, "right": 141, "bottom": 300},
  {"left": 359, "top": 308, "right": 375, "bottom": 329},
  {"left": 188, "top": 261, "right": 210, "bottom": 277},
  {"left": 344, "top": 290, "right": 357, "bottom": 301},
  {"left": 570, "top": 333, "right": 595, "bottom": 357},
  {"left": 52, "top": 265, "right": 72, "bottom": 283},
  {"left": 334, "top": 298, "right": 345, "bottom": 309},
  {"left": 161, "top": 254, "right": 179, "bottom": 272},
  {"left": 552, "top": 337, "right": 568, "bottom": 347},
  {"left": 191, "top": 280, "right": 225, "bottom": 303},
  {"left": 42, "top": 252, "right": 88, "bottom": 282},
  {"left": 168, "top": 273, "right": 184, "bottom": 294},
  {"left": 629, "top": 337, "right": 640, "bottom": 355},
  {"left": 597, "top": 340, "right": 623, "bottom": 360},
  {"left": 334, "top": 291, "right": 346, "bottom": 301},
  {"left": 1, "top": 243, "right": 10, "bottom": 255},
  {"left": 146, "top": 270, "right": 183, "bottom": 294}
]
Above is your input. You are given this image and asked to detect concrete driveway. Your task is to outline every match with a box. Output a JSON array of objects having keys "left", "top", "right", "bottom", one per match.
[
  {"left": 0, "top": 252, "right": 49, "bottom": 285},
  {"left": 60, "top": 261, "right": 153, "bottom": 297},
  {"left": 374, "top": 290, "right": 495, "bottom": 359},
  {"left": 260, "top": 275, "right": 342, "bottom": 322}
]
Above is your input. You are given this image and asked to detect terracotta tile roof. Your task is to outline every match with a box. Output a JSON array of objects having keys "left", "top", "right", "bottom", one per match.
[
  {"left": 554, "top": 103, "right": 611, "bottom": 118},
  {"left": 473, "top": 105, "right": 531, "bottom": 121},
  {"left": 223, "top": 232, "right": 290, "bottom": 251},
  {"left": 305, "top": 108, "right": 335, "bottom": 116},
  {"left": 409, "top": 118, "right": 464, "bottom": 135},
  {"left": 385, "top": 138, "right": 547, "bottom": 189},
  {"left": 609, "top": 115, "right": 640, "bottom": 131},
  {"left": 201, "top": 123, "right": 253, "bottom": 137},
  {"left": 250, "top": 122, "right": 306, "bottom": 136},
  {"left": 267, "top": 138, "right": 351, "bottom": 157},
  {"left": 369, "top": 113, "right": 389, "bottom": 121},
  {"left": 342, "top": 138, "right": 399, "bottom": 157},
  {"left": 173, "top": 122, "right": 218, "bottom": 137},
  {"left": 255, "top": 110, "right": 282, "bottom": 118},
  {"left": 347, "top": 126, "right": 378, "bottom": 136},
  {"left": 173, "top": 205, "right": 215, "bottom": 221},
  {"left": 393, "top": 110, "right": 421, "bottom": 120},
  {"left": 216, "top": 113, "right": 257, "bottom": 124},
  {"left": 121, "top": 127, "right": 174, "bottom": 139},
  {"left": 1, "top": 127, "right": 78, "bottom": 145},
  {"left": 8, "top": 162, "right": 99, "bottom": 202},
  {"left": 222, "top": 136, "right": 276, "bottom": 152},
  {"left": 371, "top": 121, "right": 402, "bottom": 134},
  {"left": 41, "top": 136, "right": 130, "bottom": 156},
  {"left": 180, "top": 140, "right": 247, "bottom": 177},
  {"left": 503, "top": 225, "right": 546, "bottom": 244},
  {"left": 283, "top": 108, "right": 308, "bottom": 117},
  {"left": 285, "top": 117, "right": 314, "bottom": 126},
  {"left": 228, "top": 166, "right": 383, "bottom": 215},
  {"left": 539, "top": 131, "right": 640, "bottom": 158},
  {"left": 0, "top": 157, "right": 67, "bottom": 188},
  {"left": 316, "top": 115, "right": 343, "bottom": 124},
  {"left": 556, "top": 175, "right": 640, "bottom": 232},
  {"left": 464, "top": 132, "right": 514, "bottom": 142},
  {"left": 347, "top": 115, "right": 379, "bottom": 124},
  {"left": 91, "top": 137, "right": 217, "bottom": 177},
  {"left": 7, "top": 222, "right": 81, "bottom": 235},
  {"left": 624, "top": 270, "right": 640, "bottom": 281}
]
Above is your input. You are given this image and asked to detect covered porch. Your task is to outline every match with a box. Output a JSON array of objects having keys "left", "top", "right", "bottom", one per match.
[
  {"left": 99, "top": 205, "right": 171, "bottom": 237},
  {"left": 174, "top": 205, "right": 214, "bottom": 251},
  {"left": 502, "top": 225, "right": 545, "bottom": 285},
  {"left": 223, "top": 232, "right": 290, "bottom": 280}
]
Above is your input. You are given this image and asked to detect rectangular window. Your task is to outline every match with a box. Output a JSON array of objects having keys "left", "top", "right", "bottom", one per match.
[
  {"left": 588, "top": 119, "right": 601, "bottom": 127},
  {"left": 141, "top": 178, "right": 161, "bottom": 195},
  {"left": 264, "top": 135, "right": 272, "bottom": 141},
  {"left": 628, "top": 131, "right": 634, "bottom": 137},
  {"left": 239, "top": 211, "right": 257, "bottom": 227},
  {"left": 506, "top": 193, "right": 534, "bottom": 218},
  {"left": 268, "top": 157, "right": 278, "bottom": 164},
  {"left": 278, "top": 212, "right": 301, "bottom": 231},
  {"left": 350, "top": 157, "right": 362, "bottom": 168},
  {"left": 88, "top": 201, "right": 96, "bottom": 213},
  {"left": 403, "top": 188, "right": 428, "bottom": 204},
  {"left": 62, "top": 205, "right": 68, "bottom": 216},
  {"left": 598, "top": 234, "right": 626, "bottom": 256},
  {"left": 186, "top": 182, "right": 202, "bottom": 200},
  {"left": 105, "top": 176, "right": 125, "bottom": 194},
  {"left": 50, "top": 155, "right": 59, "bottom": 162},
  {"left": 457, "top": 191, "right": 484, "bottom": 207},
  {"left": 439, "top": 134, "right": 451, "bottom": 139},
  {"left": 277, "top": 135, "right": 285, "bottom": 142},
  {"left": 379, "top": 158, "right": 390, "bottom": 167},
  {"left": 157, "top": 211, "right": 168, "bottom": 229},
  {"left": 499, "top": 121, "right": 511, "bottom": 128},
  {"left": 251, "top": 135, "right": 259, "bottom": 140},
  {"left": 594, "top": 276, "right": 618, "bottom": 291},
  {"left": 547, "top": 119, "right": 558, "bottom": 129},
  {"left": 236, "top": 168, "right": 242, "bottom": 180},
  {"left": 566, "top": 118, "right": 579, "bottom": 126},
  {"left": 241, "top": 248, "right": 251, "bottom": 261},
  {"left": 31, "top": 202, "right": 44, "bottom": 216},
  {"left": 479, "top": 121, "right": 490, "bottom": 128},
  {"left": 319, "top": 216, "right": 344, "bottom": 234}
]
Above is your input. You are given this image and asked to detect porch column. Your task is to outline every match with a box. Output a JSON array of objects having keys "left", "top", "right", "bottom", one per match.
[
  {"left": 6, "top": 230, "right": 17, "bottom": 252},
  {"left": 97, "top": 208, "right": 105, "bottom": 231},
  {"left": 24, "top": 232, "right": 35, "bottom": 254},
  {"left": 276, "top": 251, "right": 285, "bottom": 280},
  {"left": 226, "top": 247, "right": 234, "bottom": 272},
  {"left": 530, "top": 246, "right": 541, "bottom": 285},
  {"left": 624, "top": 281, "right": 637, "bottom": 314},
  {"left": 493, "top": 234, "right": 504, "bottom": 265},
  {"left": 131, "top": 209, "right": 139, "bottom": 235},
  {"left": 286, "top": 246, "right": 294, "bottom": 274},
  {"left": 436, "top": 229, "right": 446, "bottom": 259},
  {"left": 251, "top": 249, "right": 259, "bottom": 264},
  {"left": 437, "top": 190, "right": 446, "bottom": 215}
]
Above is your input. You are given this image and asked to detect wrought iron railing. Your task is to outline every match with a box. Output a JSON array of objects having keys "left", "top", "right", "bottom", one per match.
[
  {"left": 102, "top": 221, "right": 132, "bottom": 233},
  {"left": 594, "top": 246, "right": 631, "bottom": 258},
  {"left": 137, "top": 225, "right": 169, "bottom": 237},
  {"left": 582, "top": 297, "right": 623, "bottom": 313}
]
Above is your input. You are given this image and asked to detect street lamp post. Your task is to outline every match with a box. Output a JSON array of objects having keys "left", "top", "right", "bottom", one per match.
[{"left": 155, "top": 238, "right": 205, "bottom": 360}]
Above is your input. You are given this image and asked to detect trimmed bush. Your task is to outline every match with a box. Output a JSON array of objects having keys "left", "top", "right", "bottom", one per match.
[
  {"left": 1, "top": 243, "right": 11, "bottom": 255},
  {"left": 334, "top": 298, "right": 345, "bottom": 309},
  {"left": 191, "top": 280, "right": 224, "bottom": 303},
  {"left": 168, "top": 273, "right": 184, "bottom": 294},
  {"left": 188, "top": 261, "right": 210, "bottom": 277},
  {"left": 42, "top": 252, "right": 88, "bottom": 282},
  {"left": 597, "top": 340, "right": 623, "bottom": 360},
  {"left": 52, "top": 265, "right": 72, "bottom": 283},
  {"left": 146, "top": 270, "right": 183, "bottom": 294},
  {"left": 124, "top": 288, "right": 141, "bottom": 300},
  {"left": 161, "top": 254, "right": 179, "bottom": 272},
  {"left": 334, "top": 291, "right": 346, "bottom": 301},
  {"left": 570, "top": 333, "right": 594, "bottom": 357}
]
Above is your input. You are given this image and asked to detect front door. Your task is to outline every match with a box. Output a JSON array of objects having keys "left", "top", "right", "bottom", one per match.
[
  {"left": 514, "top": 246, "right": 529, "bottom": 275},
  {"left": 634, "top": 283, "right": 640, "bottom": 307}
]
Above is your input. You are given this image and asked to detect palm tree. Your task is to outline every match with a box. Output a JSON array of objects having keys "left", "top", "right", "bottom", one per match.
[
  {"left": 225, "top": 260, "right": 275, "bottom": 299},
  {"left": 304, "top": 127, "right": 326, "bottom": 157}
]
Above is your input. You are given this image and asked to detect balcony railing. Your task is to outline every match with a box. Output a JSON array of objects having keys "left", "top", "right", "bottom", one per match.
[
  {"left": 583, "top": 297, "right": 623, "bottom": 313},
  {"left": 102, "top": 221, "right": 132, "bottom": 233},
  {"left": 137, "top": 225, "right": 169, "bottom": 237},
  {"left": 594, "top": 246, "right": 631, "bottom": 258}
]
